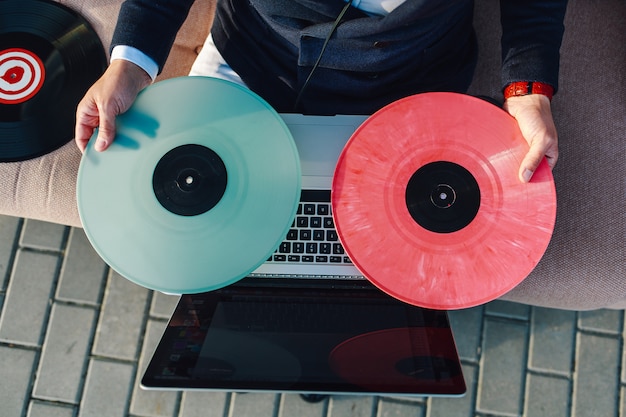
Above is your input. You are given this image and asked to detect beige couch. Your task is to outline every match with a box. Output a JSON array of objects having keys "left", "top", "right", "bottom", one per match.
[{"left": 1, "top": 0, "right": 624, "bottom": 310}]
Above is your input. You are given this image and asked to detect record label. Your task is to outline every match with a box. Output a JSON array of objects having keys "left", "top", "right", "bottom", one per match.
[
  {"left": 0, "top": 48, "right": 45, "bottom": 104},
  {"left": 332, "top": 92, "right": 557, "bottom": 309}
]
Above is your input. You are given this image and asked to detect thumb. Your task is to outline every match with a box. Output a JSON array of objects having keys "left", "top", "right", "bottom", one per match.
[{"left": 519, "top": 144, "right": 547, "bottom": 183}]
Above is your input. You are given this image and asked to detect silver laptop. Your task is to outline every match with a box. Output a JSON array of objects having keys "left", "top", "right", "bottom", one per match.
[
  {"left": 250, "top": 113, "right": 368, "bottom": 279},
  {"left": 141, "top": 277, "right": 466, "bottom": 397}
]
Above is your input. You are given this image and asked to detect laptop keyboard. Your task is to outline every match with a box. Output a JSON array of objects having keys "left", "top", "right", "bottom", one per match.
[{"left": 268, "top": 190, "right": 353, "bottom": 266}]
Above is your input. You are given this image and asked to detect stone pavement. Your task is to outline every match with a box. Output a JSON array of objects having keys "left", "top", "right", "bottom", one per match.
[{"left": 0, "top": 216, "right": 624, "bottom": 417}]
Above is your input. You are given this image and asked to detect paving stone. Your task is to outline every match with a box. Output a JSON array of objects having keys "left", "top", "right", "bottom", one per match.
[
  {"left": 529, "top": 307, "right": 576, "bottom": 374},
  {"left": 228, "top": 393, "right": 279, "bottom": 417},
  {"left": 476, "top": 318, "right": 528, "bottom": 416},
  {"left": 381, "top": 395, "right": 425, "bottom": 406},
  {"left": 130, "top": 319, "right": 179, "bottom": 417},
  {"left": 448, "top": 306, "right": 483, "bottom": 363},
  {"left": 485, "top": 300, "right": 530, "bottom": 321},
  {"left": 524, "top": 373, "right": 570, "bottom": 417},
  {"left": 578, "top": 309, "right": 624, "bottom": 334},
  {"left": 79, "top": 358, "right": 134, "bottom": 417},
  {"left": 179, "top": 391, "right": 229, "bottom": 417},
  {"left": 0, "top": 249, "right": 59, "bottom": 346},
  {"left": 279, "top": 393, "right": 327, "bottom": 417},
  {"left": 572, "top": 332, "right": 620, "bottom": 417},
  {"left": 377, "top": 397, "right": 425, "bottom": 416},
  {"left": 56, "top": 228, "right": 107, "bottom": 306},
  {"left": 328, "top": 395, "right": 376, "bottom": 417},
  {"left": 623, "top": 327, "right": 626, "bottom": 385},
  {"left": 0, "top": 346, "right": 37, "bottom": 417},
  {"left": 27, "top": 401, "right": 75, "bottom": 417},
  {"left": 33, "top": 303, "right": 97, "bottom": 403},
  {"left": 2, "top": 216, "right": 626, "bottom": 417},
  {"left": 20, "top": 219, "right": 67, "bottom": 252},
  {"left": 426, "top": 363, "right": 477, "bottom": 417},
  {"left": 0, "top": 215, "right": 20, "bottom": 290},
  {"left": 93, "top": 270, "right": 150, "bottom": 361},
  {"left": 150, "top": 291, "right": 180, "bottom": 319}
]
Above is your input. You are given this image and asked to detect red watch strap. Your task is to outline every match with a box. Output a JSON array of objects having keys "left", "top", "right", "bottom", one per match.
[{"left": 503, "top": 81, "right": 554, "bottom": 101}]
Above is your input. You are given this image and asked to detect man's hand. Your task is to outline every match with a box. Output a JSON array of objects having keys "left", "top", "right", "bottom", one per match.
[
  {"left": 503, "top": 94, "right": 558, "bottom": 183},
  {"left": 75, "top": 60, "right": 152, "bottom": 153}
]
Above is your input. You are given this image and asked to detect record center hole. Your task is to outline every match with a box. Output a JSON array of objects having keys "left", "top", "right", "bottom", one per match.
[
  {"left": 176, "top": 169, "right": 201, "bottom": 191},
  {"left": 431, "top": 184, "right": 456, "bottom": 209}
]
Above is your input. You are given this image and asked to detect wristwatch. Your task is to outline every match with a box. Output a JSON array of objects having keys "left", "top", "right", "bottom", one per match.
[{"left": 503, "top": 81, "right": 554, "bottom": 101}]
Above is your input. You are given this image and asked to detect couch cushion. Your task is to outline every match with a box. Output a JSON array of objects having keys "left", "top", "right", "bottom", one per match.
[
  {"left": 469, "top": 0, "right": 626, "bottom": 310},
  {"left": 1, "top": 0, "right": 624, "bottom": 309}
]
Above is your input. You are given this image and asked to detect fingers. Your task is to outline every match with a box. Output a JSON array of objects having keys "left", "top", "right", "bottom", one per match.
[
  {"left": 74, "top": 60, "right": 152, "bottom": 153},
  {"left": 503, "top": 94, "right": 558, "bottom": 183},
  {"left": 519, "top": 136, "right": 558, "bottom": 183},
  {"left": 74, "top": 90, "right": 117, "bottom": 153},
  {"left": 93, "top": 102, "right": 118, "bottom": 152},
  {"left": 74, "top": 90, "right": 100, "bottom": 153}
]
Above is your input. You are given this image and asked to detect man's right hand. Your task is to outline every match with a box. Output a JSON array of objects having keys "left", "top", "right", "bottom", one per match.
[{"left": 75, "top": 59, "right": 152, "bottom": 153}]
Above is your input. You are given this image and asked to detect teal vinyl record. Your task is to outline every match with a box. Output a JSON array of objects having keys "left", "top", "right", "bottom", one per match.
[{"left": 77, "top": 77, "right": 301, "bottom": 294}]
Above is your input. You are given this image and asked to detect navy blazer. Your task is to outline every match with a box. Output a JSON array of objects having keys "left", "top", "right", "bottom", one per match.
[{"left": 112, "top": 0, "right": 567, "bottom": 114}]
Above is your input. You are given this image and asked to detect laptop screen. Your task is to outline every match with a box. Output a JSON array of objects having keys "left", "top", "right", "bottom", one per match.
[{"left": 141, "top": 279, "right": 465, "bottom": 396}]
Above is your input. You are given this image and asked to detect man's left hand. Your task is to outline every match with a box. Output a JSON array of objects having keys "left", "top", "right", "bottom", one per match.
[{"left": 503, "top": 94, "right": 558, "bottom": 183}]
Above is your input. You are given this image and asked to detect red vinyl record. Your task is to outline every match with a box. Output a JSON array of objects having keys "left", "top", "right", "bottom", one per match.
[
  {"left": 332, "top": 92, "right": 556, "bottom": 309},
  {"left": 329, "top": 328, "right": 465, "bottom": 394}
]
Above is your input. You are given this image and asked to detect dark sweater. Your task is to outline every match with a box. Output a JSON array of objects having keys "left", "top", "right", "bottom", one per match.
[{"left": 112, "top": 0, "right": 567, "bottom": 114}]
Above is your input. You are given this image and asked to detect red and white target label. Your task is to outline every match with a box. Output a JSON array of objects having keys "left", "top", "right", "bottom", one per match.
[{"left": 0, "top": 48, "right": 46, "bottom": 105}]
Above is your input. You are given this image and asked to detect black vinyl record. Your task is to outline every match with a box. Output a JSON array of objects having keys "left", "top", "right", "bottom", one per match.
[{"left": 0, "top": 0, "right": 107, "bottom": 162}]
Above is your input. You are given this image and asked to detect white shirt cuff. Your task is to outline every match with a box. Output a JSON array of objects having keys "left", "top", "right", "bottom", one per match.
[{"left": 110, "top": 45, "right": 159, "bottom": 81}]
